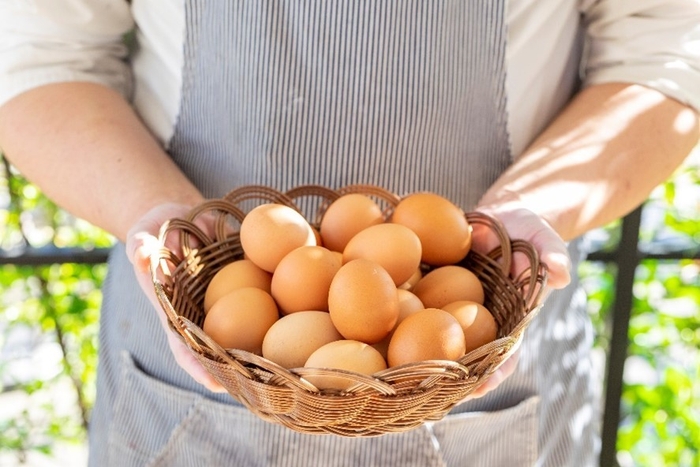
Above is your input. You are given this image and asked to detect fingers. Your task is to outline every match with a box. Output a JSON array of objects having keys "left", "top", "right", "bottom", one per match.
[
  {"left": 474, "top": 206, "right": 572, "bottom": 290},
  {"left": 125, "top": 202, "right": 197, "bottom": 262},
  {"left": 167, "top": 332, "right": 227, "bottom": 393},
  {"left": 459, "top": 343, "right": 521, "bottom": 403},
  {"left": 125, "top": 201, "right": 228, "bottom": 393},
  {"left": 470, "top": 349, "right": 519, "bottom": 399},
  {"left": 134, "top": 250, "right": 226, "bottom": 393},
  {"left": 126, "top": 232, "right": 161, "bottom": 274},
  {"left": 519, "top": 220, "right": 571, "bottom": 289},
  {"left": 539, "top": 251, "right": 571, "bottom": 290}
]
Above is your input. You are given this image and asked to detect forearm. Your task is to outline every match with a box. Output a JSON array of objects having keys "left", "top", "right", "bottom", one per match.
[
  {"left": 0, "top": 82, "right": 204, "bottom": 242},
  {"left": 480, "top": 83, "right": 700, "bottom": 241}
]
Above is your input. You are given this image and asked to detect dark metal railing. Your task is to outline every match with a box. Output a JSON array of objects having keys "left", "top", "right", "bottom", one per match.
[
  {"left": 587, "top": 206, "right": 699, "bottom": 467},
  {"left": 0, "top": 245, "right": 110, "bottom": 265},
  {"left": 1, "top": 206, "right": 698, "bottom": 467},
  {"left": 589, "top": 207, "right": 643, "bottom": 467}
]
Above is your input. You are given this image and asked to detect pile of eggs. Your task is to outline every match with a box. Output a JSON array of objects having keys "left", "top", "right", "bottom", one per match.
[{"left": 202, "top": 192, "right": 497, "bottom": 390}]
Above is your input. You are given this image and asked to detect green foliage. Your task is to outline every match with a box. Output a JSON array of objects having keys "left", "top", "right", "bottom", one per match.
[
  {"left": 618, "top": 157, "right": 700, "bottom": 467},
  {"left": 661, "top": 165, "right": 700, "bottom": 246},
  {"left": 618, "top": 260, "right": 700, "bottom": 466},
  {"left": 578, "top": 261, "right": 616, "bottom": 351},
  {"left": 579, "top": 153, "right": 700, "bottom": 467},
  {"left": 1, "top": 157, "right": 111, "bottom": 464}
]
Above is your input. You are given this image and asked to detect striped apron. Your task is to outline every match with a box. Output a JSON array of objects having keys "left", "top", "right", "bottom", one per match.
[{"left": 89, "top": 1, "right": 600, "bottom": 465}]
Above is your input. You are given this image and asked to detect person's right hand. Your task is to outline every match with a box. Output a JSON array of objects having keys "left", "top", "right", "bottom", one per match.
[
  {"left": 457, "top": 203, "right": 572, "bottom": 402},
  {"left": 125, "top": 203, "right": 227, "bottom": 393}
]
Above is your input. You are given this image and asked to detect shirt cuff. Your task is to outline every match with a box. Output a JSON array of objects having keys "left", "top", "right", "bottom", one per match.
[
  {"left": 584, "top": 64, "right": 700, "bottom": 114},
  {"left": 0, "top": 64, "right": 133, "bottom": 109}
]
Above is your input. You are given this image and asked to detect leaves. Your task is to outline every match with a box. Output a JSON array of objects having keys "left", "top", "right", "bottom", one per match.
[
  {"left": 617, "top": 259, "right": 700, "bottom": 465},
  {"left": 1, "top": 155, "right": 110, "bottom": 463},
  {"left": 581, "top": 150, "right": 700, "bottom": 466}
]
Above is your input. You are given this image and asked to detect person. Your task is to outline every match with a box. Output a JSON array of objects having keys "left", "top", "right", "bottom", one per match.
[{"left": 1, "top": 1, "right": 699, "bottom": 465}]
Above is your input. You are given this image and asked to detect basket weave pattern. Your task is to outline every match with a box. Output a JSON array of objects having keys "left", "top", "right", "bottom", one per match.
[{"left": 151, "top": 185, "right": 547, "bottom": 436}]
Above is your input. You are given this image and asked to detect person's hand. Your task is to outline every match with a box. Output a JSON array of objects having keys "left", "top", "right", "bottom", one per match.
[
  {"left": 472, "top": 205, "right": 572, "bottom": 291},
  {"left": 125, "top": 203, "right": 226, "bottom": 393},
  {"left": 466, "top": 339, "right": 521, "bottom": 400},
  {"left": 461, "top": 204, "right": 572, "bottom": 401}
]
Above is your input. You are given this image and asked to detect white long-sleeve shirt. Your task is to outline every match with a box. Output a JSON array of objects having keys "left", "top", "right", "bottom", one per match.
[{"left": 1, "top": 0, "right": 700, "bottom": 157}]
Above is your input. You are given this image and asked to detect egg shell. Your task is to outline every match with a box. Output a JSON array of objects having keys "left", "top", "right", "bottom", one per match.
[
  {"left": 330, "top": 250, "right": 343, "bottom": 265},
  {"left": 202, "top": 287, "right": 280, "bottom": 354},
  {"left": 342, "top": 223, "right": 422, "bottom": 286},
  {"left": 271, "top": 246, "right": 342, "bottom": 314},
  {"left": 319, "top": 194, "right": 384, "bottom": 252},
  {"left": 442, "top": 300, "right": 498, "bottom": 353},
  {"left": 387, "top": 308, "right": 466, "bottom": 367},
  {"left": 372, "top": 289, "right": 425, "bottom": 359},
  {"left": 239, "top": 203, "right": 316, "bottom": 272},
  {"left": 262, "top": 311, "right": 343, "bottom": 369},
  {"left": 328, "top": 259, "right": 400, "bottom": 344},
  {"left": 203, "top": 259, "right": 272, "bottom": 313},
  {"left": 391, "top": 192, "right": 472, "bottom": 266},
  {"left": 304, "top": 340, "right": 387, "bottom": 391},
  {"left": 412, "top": 265, "right": 484, "bottom": 309}
]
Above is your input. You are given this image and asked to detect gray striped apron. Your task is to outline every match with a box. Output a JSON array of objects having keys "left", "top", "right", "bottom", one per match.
[{"left": 89, "top": 1, "right": 600, "bottom": 466}]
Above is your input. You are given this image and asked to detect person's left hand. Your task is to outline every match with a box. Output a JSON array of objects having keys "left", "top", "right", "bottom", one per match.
[
  {"left": 460, "top": 204, "right": 571, "bottom": 401},
  {"left": 126, "top": 202, "right": 227, "bottom": 393}
]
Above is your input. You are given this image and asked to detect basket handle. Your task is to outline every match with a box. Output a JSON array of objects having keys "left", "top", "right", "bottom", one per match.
[
  {"left": 184, "top": 199, "right": 247, "bottom": 243},
  {"left": 511, "top": 239, "right": 548, "bottom": 309},
  {"left": 465, "top": 211, "right": 512, "bottom": 277},
  {"left": 151, "top": 278, "right": 204, "bottom": 351}
]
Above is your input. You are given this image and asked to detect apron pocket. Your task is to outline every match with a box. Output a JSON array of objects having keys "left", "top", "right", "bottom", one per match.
[
  {"left": 103, "top": 352, "right": 440, "bottom": 467},
  {"left": 105, "top": 351, "right": 204, "bottom": 466},
  {"left": 429, "top": 395, "right": 540, "bottom": 466},
  {"left": 147, "top": 398, "right": 448, "bottom": 467}
]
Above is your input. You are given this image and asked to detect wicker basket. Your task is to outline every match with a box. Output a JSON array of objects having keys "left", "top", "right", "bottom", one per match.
[{"left": 150, "top": 184, "right": 548, "bottom": 436}]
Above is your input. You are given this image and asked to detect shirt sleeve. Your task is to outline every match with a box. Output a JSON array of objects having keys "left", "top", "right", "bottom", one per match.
[
  {"left": 581, "top": 0, "right": 700, "bottom": 112},
  {"left": 0, "top": 0, "right": 134, "bottom": 108}
]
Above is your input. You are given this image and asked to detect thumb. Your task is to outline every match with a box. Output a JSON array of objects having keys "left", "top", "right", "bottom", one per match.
[
  {"left": 526, "top": 224, "right": 572, "bottom": 290},
  {"left": 126, "top": 231, "right": 161, "bottom": 274}
]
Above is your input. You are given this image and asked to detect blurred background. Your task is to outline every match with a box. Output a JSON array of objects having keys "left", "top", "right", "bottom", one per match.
[{"left": 0, "top": 146, "right": 698, "bottom": 467}]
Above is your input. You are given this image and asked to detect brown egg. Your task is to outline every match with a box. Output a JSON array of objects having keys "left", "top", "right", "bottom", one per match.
[
  {"left": 387, "top": 308, "right": 466, "bottom": 367},
  {"left": 412, "top": 265, "right": 484, "bottom": 309},
  {"left": 331, "top": 250, "right": 343, "bottom": 265},
  {"left": 396, "top": 289, "right": 426, "bottom": 320},
  {"left": 391, "top": 192, "right": 472, "bottom": 266},
  {"left": 319, "top": 194, "right": 385, "bottom": 252},
  {"left": 342, "top": 223, "right": 422, "bottom": 286},
  {"left": 372, "top": 289, "right": 425, "bottom": 359},
  {"left": 239, "top": 203, "right": 316, "bottom": 272},
  {"left": 328, "top": 259, "right": 399, "bottom": 344},
  {"left": 203, "top": 259, "right": 272, "bottom": 313},
  {"left": 442, "top": 301, "right": 498, "bottom": 353},
  {"left": 262, "top": 311, "right": 343, "bottom": 369},
  {"left": 203, "top": 287, "right": 280, "bottom": 354},
  {"left": 304, "top": 340, "right": 387, "bottom": 391},
  {"left": 271, "top": 246, "right": 342, "bottom": 314}
]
